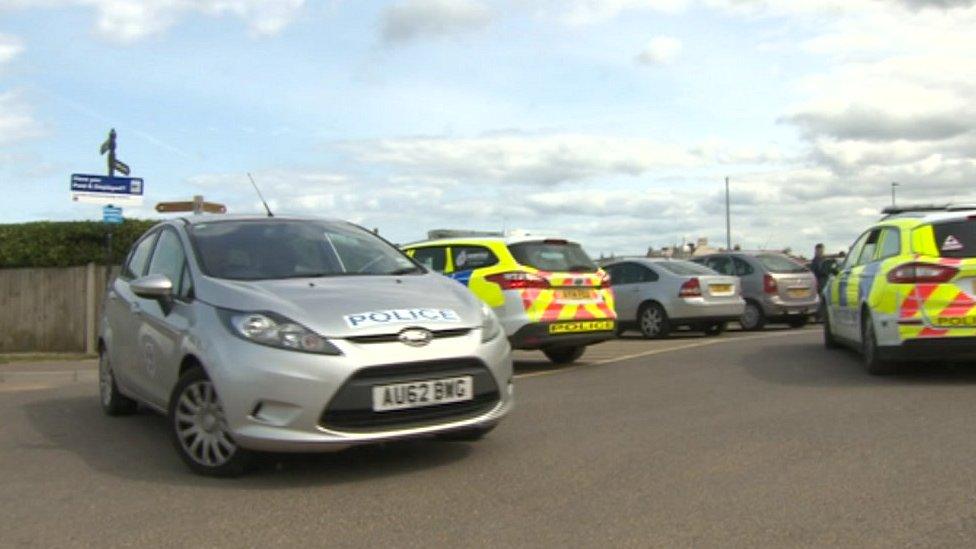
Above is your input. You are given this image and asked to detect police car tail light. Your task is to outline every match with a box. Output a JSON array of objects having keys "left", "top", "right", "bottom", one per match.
[
  {"left": 599, "top": 271, "right": 612, "bottom": 288},
  {"left": 763, "top": 274, "right": 778, "bottom": 294},
  {"left": 679, "top": 277, "right": 702, "bottom": 298},
  {"left": 887, "top": 262, "right": 958, "bottom": 284},
  {"left": 486, "top": 271, "right": 550, "bottom": 290}
]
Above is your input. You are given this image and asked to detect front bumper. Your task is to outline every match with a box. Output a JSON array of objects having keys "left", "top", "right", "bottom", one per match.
[{"left": 199, "top": 317, "right": 513, "bottom": 453}]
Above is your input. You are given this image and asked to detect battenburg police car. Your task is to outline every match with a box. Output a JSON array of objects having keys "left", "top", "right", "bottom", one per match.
[
  {"left": 824, "top": 204, "right": 976, "bottom": 374},
  {"left": 403, "top": 230, "right": 617, "bottom": 364},
  {"left": 99, "top": 216, "right": 513, "bottom": 476}
]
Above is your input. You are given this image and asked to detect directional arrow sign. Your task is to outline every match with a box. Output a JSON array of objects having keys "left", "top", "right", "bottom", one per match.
[
  {"left": 113, "top": 160, "right": 130, "bottom": 176},
  {"left": 155, "top": 200, "right": 227, "bottom": 214}
]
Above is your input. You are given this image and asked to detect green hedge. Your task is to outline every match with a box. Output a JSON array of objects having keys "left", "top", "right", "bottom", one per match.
[{"left": 0, "top": 219, "right": 159, "bottom": 268}]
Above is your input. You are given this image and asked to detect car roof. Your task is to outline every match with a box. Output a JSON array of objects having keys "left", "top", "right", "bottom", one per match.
[
  {"left": 174, "top": 214, "right": 347, "bottom": 226},
  {"left": 404, "top": 235, "right": 573, "bottom": 247}
]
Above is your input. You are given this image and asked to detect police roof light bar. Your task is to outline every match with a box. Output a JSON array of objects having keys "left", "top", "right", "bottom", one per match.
[{"left": 881, "top": 203, "right": 976, "bottom": 216}]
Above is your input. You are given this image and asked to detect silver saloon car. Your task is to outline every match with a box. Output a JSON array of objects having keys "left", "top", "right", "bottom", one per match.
[
  {"left": 603, "top": 258, "right": 745, "bottom": 338},
  {"left": 692, "top": 251, "right": 819, "bottom": 331},
  {"left": 99, "top": 215, "right": 513, "bottom": 476}
]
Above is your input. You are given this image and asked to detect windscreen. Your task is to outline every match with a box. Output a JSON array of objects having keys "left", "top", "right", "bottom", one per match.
[
  {"left": 932, "top": 220, "right": 976, "bottom": 258},
  {"left": 507, "top": 241, "right": 598, "bottom": 273},
  {"left": 655, "top": 260, "right": 717, "bottom": 276},
  {"left": 189, "top": 220, "right": 420, "bottom": 280},
  {"left": 756, "top": 254, "right": 808, "bottom": 274}
]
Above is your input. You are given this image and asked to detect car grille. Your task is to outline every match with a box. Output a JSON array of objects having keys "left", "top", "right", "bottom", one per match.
[
  {"left": 319, "top": 358, "right": 500, "bottom": 432},
  {"left": 345, "top": 328, "right": 472, "bottom": 344}
]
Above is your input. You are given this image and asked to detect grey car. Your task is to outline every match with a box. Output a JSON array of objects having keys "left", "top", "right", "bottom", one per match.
[
  {"left": 603, "top": 258, "right": 745, "bottom": 338},
  {"left": 99, "top": 215, "right": 513, "bottom": 476},
  {"left": 692, "top": 252, "right": 819, "bottom": 330}
]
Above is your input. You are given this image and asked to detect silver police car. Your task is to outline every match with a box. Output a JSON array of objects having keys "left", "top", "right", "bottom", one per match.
[{"left": 98, "top": 215, "right": 513, "bottom": 476}]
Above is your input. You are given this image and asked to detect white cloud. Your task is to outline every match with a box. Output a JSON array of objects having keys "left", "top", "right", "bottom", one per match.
[
  {"left": 635, "top": 35, "right": 682, "bottom": 65},
  {"left": 343, "top": 133, "right": 704, "bottom": 186},
  {"left": 380, "top": 0, "right": 492, "bottom": 45},
  {"left": 0, "top": 91, "right": 43, "bottom": 146},
  {"left": 0, "top": 34, "right": 24, "bottom": 65},
  {"left": 0, "top": 0, "right": 306, "bottom": 43},
  {"left": 555, "top": 0, "right": 690, "bottom": 25}
]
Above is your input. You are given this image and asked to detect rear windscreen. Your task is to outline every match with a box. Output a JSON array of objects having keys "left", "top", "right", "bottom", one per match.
[
  {"left": 933, "top": 221, "right": 976, "bottom": 258},
  {"left": 507, "top": 241, "right": 597, "bottom": 273},
  {"left": 756, "top": 254, "right": 808, "bottom": 274},
  {"left": 655, "top": 260, "right": 717, "bottom": 276}
]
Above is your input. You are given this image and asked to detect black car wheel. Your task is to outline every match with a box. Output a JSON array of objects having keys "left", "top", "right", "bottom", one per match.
[
  {"left": 639, "top": 303, "right": 671, "bottom": 339},
  {"left": 543, "top": 346, "right": 586, "bottom": 364}
]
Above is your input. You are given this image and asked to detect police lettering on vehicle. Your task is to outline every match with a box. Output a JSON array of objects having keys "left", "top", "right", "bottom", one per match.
[{"left": 343, "top": 308, "right": 461, "bottom": 328}]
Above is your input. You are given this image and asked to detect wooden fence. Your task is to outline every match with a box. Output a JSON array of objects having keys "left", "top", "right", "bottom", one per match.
[{"left": 0, "top": 264, "right": 116, "bottom": 354}]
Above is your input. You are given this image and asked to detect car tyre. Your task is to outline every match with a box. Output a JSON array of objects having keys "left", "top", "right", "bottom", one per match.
[
  {"left": 169, "top": 367, "right": 251, "bottom": 477},
  {"left": 436, "top": 424, "right": 496, "bottom": 442},
  {"left": 99, "top": 350, "right": 138, "bottom": 416},
  {"left": 786, "top": 317, "right": 809, "bottom": 329},
  {"left": 639, "top": 302, "right": 671, "bottom": 339},
  {"left": 702, "top": 322, "right": 726, "bottom": 337},
  {"left": 861, "top": 311, "right": 895, "bottom": 376},
  {"left": 823, "top": 314, "right": 840, "bottom": 349},
  {"left": 543, "top": 345, "right": 586, "bottom": 364},
  {"left": 739, "top": 301, "right": 766, "bottom": 331}
]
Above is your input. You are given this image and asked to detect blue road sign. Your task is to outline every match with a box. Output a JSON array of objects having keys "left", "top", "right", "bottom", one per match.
[
  {"left": 103, "top": 205, "right": 123, "bottom": 224},
  {"left": 71, "top": 173, "right": 144, "bottom": 205}
]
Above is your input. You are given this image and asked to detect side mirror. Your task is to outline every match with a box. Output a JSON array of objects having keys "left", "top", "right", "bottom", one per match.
[
  {"left": 829, "top": 262, "right": 841, "bottom": 276},
  {"left": 131, "top": 274, "right": 174, "bottom": 300}
]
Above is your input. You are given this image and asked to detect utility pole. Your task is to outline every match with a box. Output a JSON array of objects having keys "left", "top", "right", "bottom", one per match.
[
  {"left": 891, "top": 181, "right": 899, "bottom": 208},
  {"left": 725, "top": 176, "right": 731, "bottom": 250}
]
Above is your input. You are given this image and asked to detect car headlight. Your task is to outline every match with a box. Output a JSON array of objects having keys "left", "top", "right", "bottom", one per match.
[
  {"left": 480, "top": 303, "right": 503, "bottom": 343},
  {"left": 220, "top": 310, "right": 341, "bottom": 355}
]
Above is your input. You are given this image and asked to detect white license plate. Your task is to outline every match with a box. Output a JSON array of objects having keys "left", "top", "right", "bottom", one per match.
[{"left": 371, "top": 376, "right": 474, "bottom": 412}]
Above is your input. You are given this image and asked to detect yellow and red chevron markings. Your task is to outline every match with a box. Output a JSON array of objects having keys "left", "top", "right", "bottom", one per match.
[
  {"left": 898, "top": 258, "right": 976, "bottom": 339},
  {"left": 518, "top": 271, "right": 616, "bottom": 323}
]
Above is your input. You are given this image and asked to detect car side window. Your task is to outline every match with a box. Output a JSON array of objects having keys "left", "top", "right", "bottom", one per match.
[
  {"left": 732, "top": 257, "right": 754, "bottom": 276},
  {"left": 856, "top": 229, "right": 882, "bottom": 266},
  {"left": 411, "top": 247, "right": 447, "bottom": 273},
  {"left": 452, "top": 246, "right": 498, "bottom": 271},
  {"left": 707, "top": 256, "right": 734, "bottom": 276},
  {"left": 122, "top": 231, "right": 158, "bottom": 280},
  {"left": 178, "top": 261, "right": 194, "bottom": 300},
  {"left": 638, "top": 266, "right": 659, "bottom": 283},
  {"left": 147, "top": 229, "right": 187, "bottom": 295},
  {"left": 609, "top": 263, "right": 638, "bottom": 285},
  {"left": 842, "top": 232, "right": 869, "bottom": 271},
  {"left": 877, "top": 228, "right": 901, "bottom": 259}
]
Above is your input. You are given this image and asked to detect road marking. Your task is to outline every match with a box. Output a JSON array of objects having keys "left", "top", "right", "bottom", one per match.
[{"left": 514, "top": 329, "right": 816, "bottom": 380}]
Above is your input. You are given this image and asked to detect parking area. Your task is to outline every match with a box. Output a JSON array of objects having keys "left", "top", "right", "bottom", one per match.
[{"left": 7, "top": 325, "right": 976, "bottom": 546}]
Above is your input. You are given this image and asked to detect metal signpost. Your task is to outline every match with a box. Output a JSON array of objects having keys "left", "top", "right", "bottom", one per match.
[
  {"left": 102, "top": 205, "right": 123, "bottom": 268},
  {"left": 72, "top": 129, "right": 143, "bottom": 272}
]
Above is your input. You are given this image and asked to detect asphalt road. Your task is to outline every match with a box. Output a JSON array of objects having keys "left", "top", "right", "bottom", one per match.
[{"left": 4, "top": 327, "right": 976, "bottom": 547}]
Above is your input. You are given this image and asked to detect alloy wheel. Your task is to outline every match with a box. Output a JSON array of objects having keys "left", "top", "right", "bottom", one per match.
[
  {"left": 641, "top": 307, "right": 662, "bottom": 336},
  {"left": 174, "top": 380, "right": 237, "bottom": 468},
  {"left": 98, "top": 353, "right": 113, "bottom": 408}
]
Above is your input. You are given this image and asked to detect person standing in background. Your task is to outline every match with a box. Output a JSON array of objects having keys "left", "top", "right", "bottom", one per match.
[{"left": 811, "top": 243, "right": 827, "bottom": 322}]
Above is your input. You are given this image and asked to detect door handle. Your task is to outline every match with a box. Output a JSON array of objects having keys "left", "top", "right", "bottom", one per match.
[{"left": 130, "top": 303, "right": 143, "bottom": 316}]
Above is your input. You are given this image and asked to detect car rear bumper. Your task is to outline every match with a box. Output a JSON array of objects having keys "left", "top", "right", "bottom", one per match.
[
  {"left": 762, "top": 296, "right": 820, "bottom": 319},
  {"left": 668, "top": 299, "right": 745, "bottom": 323},
  {"left": 508, "top": 320, "right": 616, "bottom": 350},
  {"left": 879, "top": 337, "right": 976, "bottom": 362}
]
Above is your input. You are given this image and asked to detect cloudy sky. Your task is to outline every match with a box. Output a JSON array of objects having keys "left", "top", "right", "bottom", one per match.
[{"left": 1, "top": 0, "right": 973, "bottom": 256}]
